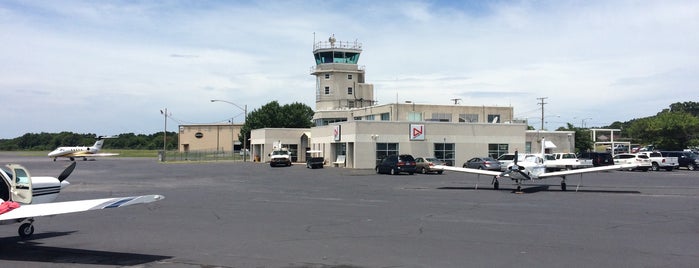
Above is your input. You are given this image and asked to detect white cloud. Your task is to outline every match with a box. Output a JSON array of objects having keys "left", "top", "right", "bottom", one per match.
[{"left": 0, "top": 0, "right": 697, "bottom": 138}]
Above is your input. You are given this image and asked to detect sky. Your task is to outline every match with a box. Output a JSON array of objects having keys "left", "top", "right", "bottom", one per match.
[{"left": 1, "top": 0, "right": 697, "bottom": 139}]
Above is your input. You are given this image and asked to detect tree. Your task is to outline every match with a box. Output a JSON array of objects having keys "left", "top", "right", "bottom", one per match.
[
  {"left": 626, "top": 111, "right": 699, "bottom": 150},
  {"left": 239, "top": 101, "right": 314, "bottom": 144},
  {"left": 556, "top": 123, "right": 593, "bottom": 153}
]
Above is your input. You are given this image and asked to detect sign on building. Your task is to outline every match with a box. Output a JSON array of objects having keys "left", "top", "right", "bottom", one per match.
[
  {"left": 410, "top": 124, "right": 425, "bottom": 141},
  {"left": 333, "top": 125, "right": 341, "bottom": 141}
]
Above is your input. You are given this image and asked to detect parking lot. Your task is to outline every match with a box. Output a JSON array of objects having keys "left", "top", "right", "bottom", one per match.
[{"left": 0, "top": 153, "right": 698, "bottom": 267}]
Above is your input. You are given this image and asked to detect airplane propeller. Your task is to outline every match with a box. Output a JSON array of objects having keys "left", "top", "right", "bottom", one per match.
[{"left": 57, "top": 162, "right": 77, "bottom": 182}]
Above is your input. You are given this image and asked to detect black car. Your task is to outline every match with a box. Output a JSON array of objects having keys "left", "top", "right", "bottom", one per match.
[
  {"left": 578, "top": 152, "right": 614, "bottom": 166},
  {"left": 660, "top": 151, "right": 698, "bottom": 171},
  {"left": 376, "top": 154, "right": 417, "bottom": 175}
]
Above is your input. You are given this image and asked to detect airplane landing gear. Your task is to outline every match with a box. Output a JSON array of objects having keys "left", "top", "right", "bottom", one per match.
[
  {"left": 18, "top": 219, "right": 35, "bottom": 239},
  {"left": 561, "top": 182, "right": 567, "bottom": 191},
  {"left": 492, "top": 176, "right": 499, "bottom": 190}
]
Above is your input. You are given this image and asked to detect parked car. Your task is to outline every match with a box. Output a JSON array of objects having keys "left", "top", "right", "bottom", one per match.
[
  {"left": 463, "top": 157, "right": 501, "bottom": 171},
  {"left": 613, "top": 153, "right": 651, "bottom": 171},
  {"left": 414, "top": 157, "right": 445, "bottom": 174},
  {"left": 376, "top": 154, "right": 417, "bottom": 175},
  {"left": 578, "top": 152, "right": 615, "bottom": 166},
  {"left": 660, "top": 151, "right": 699, "bottom": 171},
  {"left": 496, "top": 154, "right": 516, "bottom": 171}
]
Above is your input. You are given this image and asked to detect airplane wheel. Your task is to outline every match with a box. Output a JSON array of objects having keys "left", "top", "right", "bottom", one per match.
[
  {"left": 437, "top": 170, "right": 443, "bottom": 175},
  {"left": 18, "top": 223, "right": 34, "bottom": 239},
  {"left": 561, "top": 182, "right": 567, "bottom": 191},
  {"left": 493, "top": 180, "right": 499, "bottom": 190}
]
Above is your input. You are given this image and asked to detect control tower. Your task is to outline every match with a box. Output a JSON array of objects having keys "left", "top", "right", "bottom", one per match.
[{"left": 311, "top": 35, "right": 374, "bottom": 111}]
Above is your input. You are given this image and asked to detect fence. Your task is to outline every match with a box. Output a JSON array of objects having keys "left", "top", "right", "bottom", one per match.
[{"left": 160, "top": 150, "right": 250, "bottom": 162}]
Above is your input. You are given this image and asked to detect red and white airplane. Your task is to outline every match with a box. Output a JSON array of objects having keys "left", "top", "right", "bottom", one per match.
[
  {"left": 0, "top": 162, "right": 163, "bottom": 238},
  {"left": 48, "top": 136, "right": 119, "bottom": 161},
  {"left": 434, "top": 138, "right": 635, "bottom": 192}
]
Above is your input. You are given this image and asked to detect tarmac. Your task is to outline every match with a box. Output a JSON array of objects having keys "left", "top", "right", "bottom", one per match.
[{"left": 0, "top": 153, "right": 698, "bottom": 267}]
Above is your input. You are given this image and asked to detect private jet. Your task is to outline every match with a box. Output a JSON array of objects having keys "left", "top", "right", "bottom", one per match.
[
  {"left": 434, "top": 138, "right": 634, "bottom": 192},
  {"left": 0, "top": 162, "right": 163, "bottom": 238},
  {"left": 48, "top": 136, "right": 119, "bottom": 161}
]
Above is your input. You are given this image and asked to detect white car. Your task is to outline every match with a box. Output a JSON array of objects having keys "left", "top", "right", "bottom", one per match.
[{"left": 613, "top": 153, "right": 651, "bottom": 171}]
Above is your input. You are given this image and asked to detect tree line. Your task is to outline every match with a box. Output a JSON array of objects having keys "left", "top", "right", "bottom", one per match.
[
  {"left": 0, "top": 131, "right": 179, "bottom": 151},
  {"left": 2, "top": 101, "right": 696, "bottom": 152}
]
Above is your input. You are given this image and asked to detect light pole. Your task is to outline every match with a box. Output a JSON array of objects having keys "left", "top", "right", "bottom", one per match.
[
  {"left": 211, "top": 99, "right": 248, "bottom": 161},
  {"left": 159, "top": 108, "right": 170, "bottom": 162}
]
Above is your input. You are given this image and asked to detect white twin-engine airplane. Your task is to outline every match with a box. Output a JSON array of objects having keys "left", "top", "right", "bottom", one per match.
[
  {"left": 0, "top": 162, "right": 163, "bottom": 238},
  {"left": 48, "top": 136, "right": 119, "bottom": 161},
  {"left": 435, "top": 138, "right": 635, "bottom": 193}
]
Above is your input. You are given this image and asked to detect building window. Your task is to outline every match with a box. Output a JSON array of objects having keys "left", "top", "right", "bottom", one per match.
[
  {"left": 347, "top": 87, "right": 353, "bottom": 95},
  {"left": 488, "top": 143, "right": 509, "bottom": 158},
  {"left": 348, "top": 100, "right": 355, "bottom": 108},
  {"left": 365, "top": 115, "right": 375, "bottom": 120},
  {"left": 380, "top": 113, "right": 390, "bottom": 121},
  {"left": 348, "top": 74, "right": 353, "bottom": 80},
  {"left": 354, "top": 116, "right": 362, "bottom": 120},
  {"left": 459, "top": 114, "right": 478, "bottom": 123},
  {"left": 487, "top": 114, "right": 500, "bottom": 123},
  {"left": 324, "top": 73, "right": 330, "bottom": 79},
  {"left": 407, "top": 112, "right": 422, "bottom": 122},
  {"left": 376, "top": 143, "right": 399, "bottom": 164},
  {"left": 324, "top": 86, "right": 330, "bottom": 95},
  {"left": 430, "top": 113, "right": 452, "bottom": 122},
  {"left": 434, "top": 143, "right": 455, "bottom": 166},
  {"left": 525, "top": 142, "right": 532, "bottom": 153}
]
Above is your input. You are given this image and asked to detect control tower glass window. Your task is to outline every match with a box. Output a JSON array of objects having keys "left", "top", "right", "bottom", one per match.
[{"left": 314, "top": 51, "right": 360, "bottom": 64}]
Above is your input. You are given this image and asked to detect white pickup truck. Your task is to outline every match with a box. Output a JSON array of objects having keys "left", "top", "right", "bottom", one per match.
[
  {"left": 636, "top": 151, "right": 678, "bottom": 171},
  {"left": 544, "top": 153, "right": 594, "bottom": 171}
]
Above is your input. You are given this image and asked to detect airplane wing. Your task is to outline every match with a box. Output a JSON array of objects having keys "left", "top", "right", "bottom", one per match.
[
  {"left": 433, "top": 165, "right": 502, "bottom": 176},
  {"left": 538, "top": 164, "right": 636, "bottom": 178},
  {"left": 0, "top": 195, "right": 164, "bottom": 221}
]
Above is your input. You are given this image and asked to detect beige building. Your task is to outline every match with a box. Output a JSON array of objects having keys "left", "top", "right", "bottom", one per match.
[{"left": 178, "top": 124, "right": 243, "bottom": 153}]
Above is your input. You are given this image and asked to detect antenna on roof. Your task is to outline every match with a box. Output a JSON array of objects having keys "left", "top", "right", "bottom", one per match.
[{"left": 450, "top": 98, "right": 461, "bottom": 105}]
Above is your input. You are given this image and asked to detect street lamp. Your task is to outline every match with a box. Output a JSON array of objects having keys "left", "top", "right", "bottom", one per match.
[{"left": 211, "top": 99, "right": 248, "bottom": 161}]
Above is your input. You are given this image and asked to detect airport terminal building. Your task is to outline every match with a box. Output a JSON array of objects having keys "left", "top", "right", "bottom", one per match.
[{"left": 182, "top": 36, "right": 574, "bottom": 168}]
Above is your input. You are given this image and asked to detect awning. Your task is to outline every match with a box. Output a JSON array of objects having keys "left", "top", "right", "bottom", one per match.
[{"left": 544, "top": 140, "right": 557, "bottom": 149}]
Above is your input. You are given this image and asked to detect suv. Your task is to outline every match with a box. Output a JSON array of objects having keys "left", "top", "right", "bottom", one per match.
[
  {"left": 578, "top": 152, "right": 614, "bottom": 166},
  {"left": 613, "top": 153, "right": 651, "bottom": 171},
  {"left": 660, "top": 151, "right": 698, "bottom": 171},
  {"left": 376, "top": 154, "right": 416, "bottom": 175}
]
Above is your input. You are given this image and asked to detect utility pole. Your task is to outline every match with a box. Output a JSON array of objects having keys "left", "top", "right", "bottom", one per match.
[{"left": 537, "top": 97, "right": 548, "bottom": 130}]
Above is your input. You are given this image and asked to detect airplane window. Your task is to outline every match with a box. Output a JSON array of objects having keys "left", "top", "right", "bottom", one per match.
[{"left": 14, "top": 169, "right": 29, "bottom": 184}]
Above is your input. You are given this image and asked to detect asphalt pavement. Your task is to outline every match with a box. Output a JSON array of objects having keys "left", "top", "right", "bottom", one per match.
[{"left": 0, "top": 153, "right": 698, "bottom": 268}]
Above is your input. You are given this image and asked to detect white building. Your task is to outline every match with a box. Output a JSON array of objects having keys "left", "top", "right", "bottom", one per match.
[{"left": 246, "top": 35, "right": 574, "bottom": 168}]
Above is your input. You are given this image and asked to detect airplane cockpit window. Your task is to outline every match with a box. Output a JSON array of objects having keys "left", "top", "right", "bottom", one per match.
[
  {"left": 0, "top": 167, "right": 12, "bottom": 181},
  {"left": 14, "top": 169, "right": 29, "bottom": 184}
]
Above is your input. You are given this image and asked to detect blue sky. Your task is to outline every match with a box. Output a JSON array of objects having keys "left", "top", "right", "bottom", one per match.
[{"left": 1, "top": 0, "right": 697, "bottom": 138}]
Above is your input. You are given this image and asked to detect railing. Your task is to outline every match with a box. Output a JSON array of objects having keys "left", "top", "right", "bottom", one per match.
[{"left": 314, "top": 40, "right": 362, "bottom": 51}]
